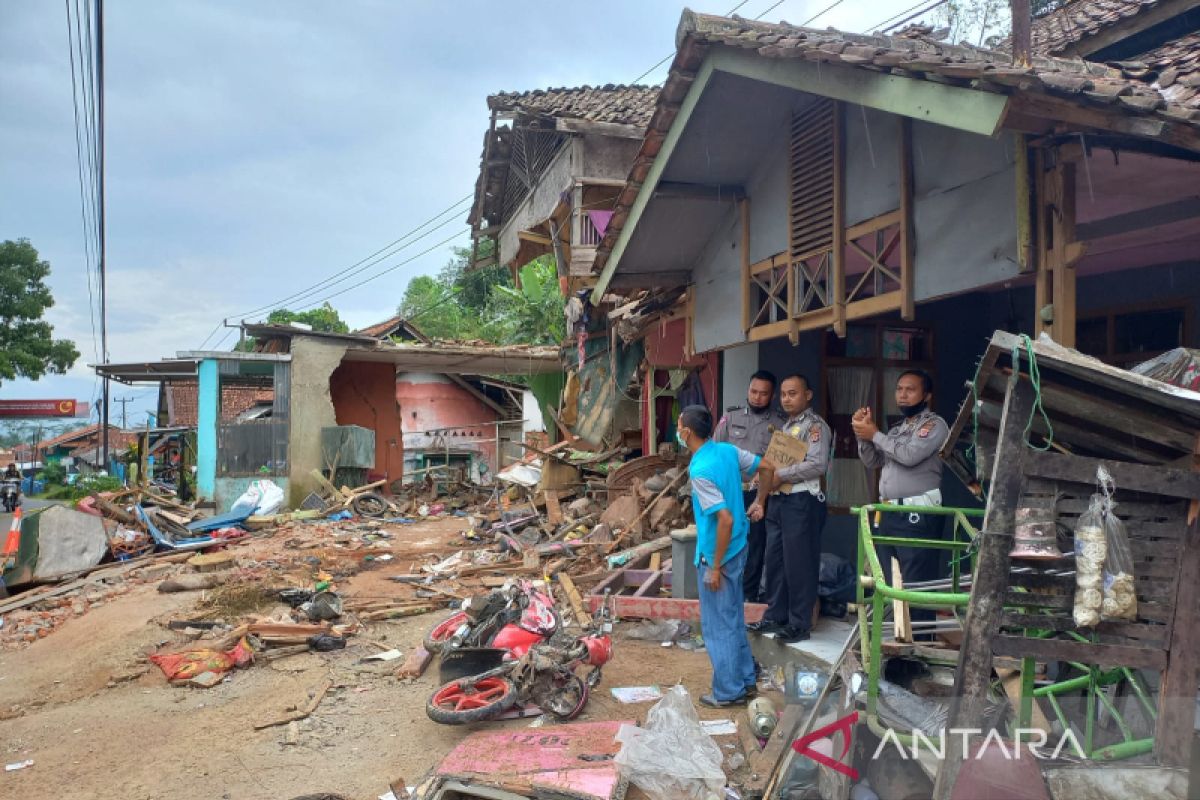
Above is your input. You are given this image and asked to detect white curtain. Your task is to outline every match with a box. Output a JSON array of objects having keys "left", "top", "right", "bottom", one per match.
[{"left": 827, "top": 366, "right": 873, "bottom": 507}]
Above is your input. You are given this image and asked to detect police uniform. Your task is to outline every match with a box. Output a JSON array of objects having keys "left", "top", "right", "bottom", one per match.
[
  {"left": 713, "top": 404, "right": 786, "bottom": 603},
  {"left": 761, "top": 408, "right": 831, "bottom": 636},
  {"left": 858, "top": 408, "right": 950, "bottom": 634}
]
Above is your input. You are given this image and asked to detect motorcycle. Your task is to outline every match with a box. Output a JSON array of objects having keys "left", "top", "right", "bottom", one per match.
[
  {"left": 1, "top": 479, "right": 20, "bottom": 513},
  {"left": 423, "top": 579, "right": 558, "bottom": 659},
  {"left": 426, "top": 627, "right": 613, "bottom": 725}
]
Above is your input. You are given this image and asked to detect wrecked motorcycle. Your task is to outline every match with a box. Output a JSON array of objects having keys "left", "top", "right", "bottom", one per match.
[
  {"left": 423, "top": 579, "right": 557, "bottom": 657},
  {"left": 426, "top": 631, "right": 613, "bottom": 725}
]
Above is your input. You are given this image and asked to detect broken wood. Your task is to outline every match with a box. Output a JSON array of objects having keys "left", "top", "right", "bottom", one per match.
[
  {"left": 586, "top": 594, "right": 767, "bottom": 624},
  {"left": 892, "top": 558, "right": 911, "bottom": 643},
  {"left": 606, "top": 536, "right": 672, "bottom": 570},
  {"left": 254, "top": 676, "right": 334, "bottom": 730},
  {"left": 395, "top": 646, "right": 433, "bottom": 680},
  {"left": 556, "top": 573, "right": 592, "bottom": 627},
  {"left": 360, "top": 605, "right": 434, "bottom": 622},
  {"left": 606, "top": 471, "right": 687, "bottom": 552},
  {"left": 745, "top": 705, "right": 804, "bottom": 798},
  {"left": 996, "top": 667, "right": 1052, "bottom": 736},
  {"left": 543, "top": 490, "right": 563, "bottom": 524},
  {"left": 158, "top": 572, "right": 230, "bottom": 593}
]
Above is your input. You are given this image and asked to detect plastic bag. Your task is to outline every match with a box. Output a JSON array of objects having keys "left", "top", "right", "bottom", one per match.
[
  {"left": 1072, "top": 495, "right": 1106, "bottom": 628},
  {"left": 1097, "top": 469, "right": 1137, "bottom": 621},
  {"left": 230, "top": 479, "right": 285, "bottom": 517},
  {"left": 614, "top": 685, "right": 726, "bottom": 800}
]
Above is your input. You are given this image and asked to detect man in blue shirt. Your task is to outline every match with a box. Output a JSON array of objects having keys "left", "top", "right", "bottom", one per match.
[{"left": 677, "top": 405, "right": 776, "bottom": 708}]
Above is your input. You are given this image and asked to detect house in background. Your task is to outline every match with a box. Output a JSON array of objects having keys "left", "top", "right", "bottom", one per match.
[{"left": 158, "top": 380, "right": 275, "bottom": 426}]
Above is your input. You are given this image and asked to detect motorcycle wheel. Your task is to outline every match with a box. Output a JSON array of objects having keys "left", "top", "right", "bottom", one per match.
[
  {"left": 426, "top": 676, "right": 516, "bottom": 725},
  {"left": 540, "top": 670, "right": 589, "bottom": 721},
  {"left": 423, "top": 611, "right": 468, "bottom": 654}
]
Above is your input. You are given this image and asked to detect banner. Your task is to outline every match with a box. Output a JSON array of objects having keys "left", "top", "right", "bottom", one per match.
[{"left": 0, "top": 400, "right": 87, "bottom": 418}]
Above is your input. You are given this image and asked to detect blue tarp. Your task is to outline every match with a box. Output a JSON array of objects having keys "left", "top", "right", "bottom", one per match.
[
  {"left": 185, "top": 509, "right": 251, "bottom": 533},
  {"left": 134, "top": 506, "right": 216, "bottom": 551}
]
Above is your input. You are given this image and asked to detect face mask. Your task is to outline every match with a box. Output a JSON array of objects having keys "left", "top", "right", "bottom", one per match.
[
  {"left": 675, "top": 429, "right": 688, "bottom": 448},
  {"left": 900, "top": 401, "right": 927, "bottom": 418}
]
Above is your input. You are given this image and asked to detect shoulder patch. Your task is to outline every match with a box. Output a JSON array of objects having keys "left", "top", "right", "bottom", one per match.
[
  {"left": 809, "top": 426, "right": 821, "bottom": 443},
  {"left": 918, "top": 420, "right": 936, "bottom": 438}
]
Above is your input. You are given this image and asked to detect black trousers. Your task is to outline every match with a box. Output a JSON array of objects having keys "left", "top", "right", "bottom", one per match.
[
  {"left": 764, "top": 491, "right": 827, "bottom": 633},
  {"left": 874, "top": 509, "right": 946, "bottom": 639},
  {"left": 741, "top": 489, "right": 768, "bottom": 603}
]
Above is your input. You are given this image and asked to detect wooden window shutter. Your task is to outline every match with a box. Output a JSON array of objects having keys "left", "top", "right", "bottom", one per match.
[{"left": 788, "top": 99, "right": 836, "bottom": 260}]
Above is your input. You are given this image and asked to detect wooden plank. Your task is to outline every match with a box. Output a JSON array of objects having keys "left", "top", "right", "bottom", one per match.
[
  {"left": 557, "top": 572, "right": 593, "bottom": 628},
  {"left": 584, "top": 594, "right": 767, "bottom": 624},
  {"left": 844, "top": 208, "right": 903, "bottom": 241},
  {"left": 892, "top": 558, "right": 912, "bottom": 642},
  {"left": 649, "top": 552, "right": 662, "bottom": 572},
  {"left": 996, "top": 667, "right": 1052, "bottom": 735},
  {"left": 741, "top": 198, "right": 751, "bottom": 334},
  {"left": 1000, "top": 611, "right": 1168, "bottom": 645},
  {"left": 831, "top": 101, "right": 847, "bottom": 337},
  {"left": 991, "top": 634, "right": 1167, "bottom": 670},
  {"left": 1033, "top": 149, "right": 1051, "bottom": 340},
  {"left": 1023, "top": 451, "right": 1200, "bottom": 500},
  {"left": 543, "top": 490, "right": 562, "bottom": 525},
  {"left": 935, "top": 379, "right": 1033, "bottom": 800},
  {"left": 743, "top": 705, "right": 804, "bottom": 799},
  {"left": 899, "top": 117, "right": 916, "bottom": 320},
  {"left": 254, "top": 677, "right": 335, "bottom": 730}
]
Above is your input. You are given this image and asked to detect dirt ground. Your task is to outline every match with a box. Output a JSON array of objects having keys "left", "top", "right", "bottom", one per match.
[{"left": 0, "top": 516, "right": 761, "bottom": 800}]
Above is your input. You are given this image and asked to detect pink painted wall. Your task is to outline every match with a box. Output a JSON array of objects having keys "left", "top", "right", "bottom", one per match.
[
  {"left": 396, "top": 373, "right": 500, "bottom": 469},
  {"left": 329, "top": 359, "right": 404, "bottom": 485}
]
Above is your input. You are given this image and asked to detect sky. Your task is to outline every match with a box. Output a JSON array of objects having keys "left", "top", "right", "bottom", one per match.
[{"left": 1, "top": 0, "right": 933, "bottom": 426}]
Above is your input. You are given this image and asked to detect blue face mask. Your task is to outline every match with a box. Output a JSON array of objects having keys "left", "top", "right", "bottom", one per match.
[{"left": 675, "top": 428, "right": 688, "bottom": 448}]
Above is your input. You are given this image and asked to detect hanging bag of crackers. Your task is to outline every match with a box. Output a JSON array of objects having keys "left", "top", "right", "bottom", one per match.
[{"left": 1072, "top": 466, "right": 1137, "bottom": 627}]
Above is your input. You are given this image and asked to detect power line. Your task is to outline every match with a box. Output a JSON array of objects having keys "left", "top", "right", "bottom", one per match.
[
  {"left": 64, "top": 0, "right": 100, "bottom": 366},
  {"left": 865, "top": 0, "right": 948, "bottom": 33},
  {"left": 796, "top": 0, "right": 848, "bottom": 25},
  {"left": 631, "top": 0, "right": 753, "bottom": 84},
  {"left": 196, "top": 193, "right": 473, "bottom": 349}
]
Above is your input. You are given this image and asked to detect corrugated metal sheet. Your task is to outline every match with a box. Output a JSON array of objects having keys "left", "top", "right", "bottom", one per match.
[
  {"left": 272, "top": 361, "right": 291, "bottom": 421},
  {"left": 217, "top": 420, "right": 288, "bottom": 476}
]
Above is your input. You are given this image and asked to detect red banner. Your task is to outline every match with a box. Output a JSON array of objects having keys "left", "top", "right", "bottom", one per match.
[{"left": 0, "top": 400, "right": 87, "bottom": 418}]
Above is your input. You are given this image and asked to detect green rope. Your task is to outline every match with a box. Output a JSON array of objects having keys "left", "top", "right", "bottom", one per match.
[{"left": 1016, "top": 333, "right": 1055, "bottom": 451}]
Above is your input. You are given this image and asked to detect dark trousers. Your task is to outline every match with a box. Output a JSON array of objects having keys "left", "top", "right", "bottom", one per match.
[
  {"left": 874, "top": 509, "right": 945, "bottom": 638},
  {"left": 742, "top": 490, "right": 768, "bottom": 603},
  {"left": 764, "top": 491, "right": 826, "bottom": 633}
]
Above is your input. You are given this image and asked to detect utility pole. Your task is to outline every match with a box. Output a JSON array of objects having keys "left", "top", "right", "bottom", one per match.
[
  {"left": 97, "top": 0, "right": 109, "bottom": 470},
  {"left": 114, "top": 396, "right": 133, "bottom": 429}
]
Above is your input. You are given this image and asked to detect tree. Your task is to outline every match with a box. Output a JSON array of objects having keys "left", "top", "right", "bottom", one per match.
[
  {"left": 397, "top": 243, "right": 512, "bottom": 341},
  {"left": 266, "top": 303, "right": 349, "bottom": 333},
  {"left": 481, "top": 257, "right": 566, "bottom": 346},
  {"left": 931, "top": 0, "right": 1067, "bottom": 48},
  {"left": 0, "top": 239, "right": 80, "bottom": 385}
]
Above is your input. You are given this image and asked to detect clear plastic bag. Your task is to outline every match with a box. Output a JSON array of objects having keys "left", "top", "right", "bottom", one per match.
[
  {"left": 614, "top": 685, "right": 726, "bottom": 800},
  {"left": 1072, "top": 495, "right": 1106, "bottom": 628},
  {"left": 1097, "top": 469, "right": 1137, "bottom": 622}
]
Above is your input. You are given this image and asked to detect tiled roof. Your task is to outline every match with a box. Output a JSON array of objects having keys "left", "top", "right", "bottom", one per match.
[
  {"left": 164, "top": 380, "right": 274, "bottom": 427},
  {"left": 38, "top": 423, "right": 121, "bottom": 450},
  {"left": 592, "top": 10, "right": 1200, "bottom": 282},
  {"left": 355, "top": 315, "right": 431, "bottom": 343},
  {"left": 1119, "top": 31, "right": 1200, "bottom": 112},
  {"left": 1029, "top": 0, "right": 1159, "bottom": 55},
  {"left": 487, "top": 85, "right": 660, "bottom": 127}
]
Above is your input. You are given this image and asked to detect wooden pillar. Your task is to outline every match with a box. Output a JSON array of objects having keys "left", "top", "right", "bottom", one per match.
[
  {"left": 832, "top": 102, "right": 847, "bottom": 337},
  {"left": 1034, "top": 152, "right": 1083, "bottom": 346},
  {"left": 1156, "top": 512, "right": 1200, "bottom": 771},
  {"left": 899, "top": 116, "right": 916, "bottom": 321},
  {"left": 933, "top": 379, "right": 1033, "bottom": 800},
  {"left": 740, "top": 198, "right": 751, "bottom": 335}
]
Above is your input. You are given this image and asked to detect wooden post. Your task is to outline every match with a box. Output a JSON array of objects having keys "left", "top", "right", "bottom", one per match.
[
  {"left": 899, "top": 116, "right": 916, "bottom": 321},
  {"left": 1155, "top": 518, "right": 1200, "bottom": 769},
  {"left": 1034, "top": 149, "right": 1051, "bottom": 339},
  {"left": 832, "top": 102, "right": 847, "bottom": 337},
  {"left": 1011, "top": 0, "right": 1032, "bottom": 67},
  {"left": 1050, "top": 160, "right": 1078, "bottom": 347},
  {"left": 932, "top": 379, "right": 1033, "bottom": 800},
  {"left": 1014, "top": 133, "right": 1034, "bottom": 274},
  {"left": 740, "top": 198, "right": 751, "bottom": 335}
]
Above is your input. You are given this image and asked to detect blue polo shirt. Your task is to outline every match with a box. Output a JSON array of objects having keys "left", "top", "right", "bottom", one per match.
[{"left": 688, "top": 440, "right": 761, "bottom": 568}]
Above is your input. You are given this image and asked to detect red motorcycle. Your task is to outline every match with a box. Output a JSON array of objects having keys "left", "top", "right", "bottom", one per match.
[
  {"left": 423, "top": 579, "right": 558, "bottom": 659},
  {"left": 426, "top": 629, "right": 612, "bottom": 725}
]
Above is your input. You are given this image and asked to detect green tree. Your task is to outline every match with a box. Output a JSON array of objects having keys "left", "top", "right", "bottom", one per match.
[
  {"left": 266, "top": 303, "right": 349, "bottom": 333},
  {"left": 931, "top": 0, "right": 1067, "bottom": 48},
  {"left": 482, "top": 257, "right": 566, "bottom": 346},
  {"left": 0, "top": 240, "right": 80, "bottom": 385},
  {"left": 397, "top": 243, "right": 512, "bottom": 341}
]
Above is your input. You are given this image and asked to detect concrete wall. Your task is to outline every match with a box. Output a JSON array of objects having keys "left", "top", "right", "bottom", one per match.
[
  {"left": 330, "top": 359, "right": 404, "bottom": 485},
  {"left": 721, "top": 343, "right": 759, "bottom": 413},
  {"left": 397, "top": 372, "right": 499, "bottom": 475},
  {"left": 286, "top": 336, "right": 347, "bottom": 507},
  {"left": 580, "top": 134, "right": 641, "bottom": 181}
]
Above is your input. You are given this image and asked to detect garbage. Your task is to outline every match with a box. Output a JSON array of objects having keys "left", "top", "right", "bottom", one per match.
[
  {"left": 363, "top": 648, "right": 403, "bottom": 662},
  {"left": 230, "top": 479, "right": 286, "bottom": 517},
  {"left": 308, "top": 634, "right": 347, "bottom": 652},
  {"left": 148, "top": 637, "right": 254, "bottom": 683},
  {"left": 699, "top": 719, "right": 737, "bottom": 736},
  {"left": 614, "top": 685, "right": 726, "bottom": 800},
  {"left": 625, "top": 619, "right": 689, "bottom": 643},
  {"left": 5, "top": 760, "right": 34, "bottom": 772},
  {"left": 610, "top": 685, "right": 664, "bottom": 704},
  {"left": 303, "top": 591, "right": 343, "bottom": 621}
]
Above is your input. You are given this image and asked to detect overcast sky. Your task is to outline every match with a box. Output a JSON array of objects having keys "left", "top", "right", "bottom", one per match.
[{"left": 1, "top": 0, "right": 932, "bottom": 424}]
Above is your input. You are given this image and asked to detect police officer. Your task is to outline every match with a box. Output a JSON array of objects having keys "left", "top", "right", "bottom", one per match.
[
  {"left": 713, "top": 370, "right": 787, "bottom": 603},
  {"left": 852, "top": 369, "right": 949, "bottom": 639},
  {"left": 749, "top": 374, "right": 830, "bottom": 643}
]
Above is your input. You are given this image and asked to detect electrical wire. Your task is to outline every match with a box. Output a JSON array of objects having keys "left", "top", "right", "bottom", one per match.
[
  {"left": 866, "top": 0, "right": 949, "bottom": 34},
  {"left": 195, "top": 193, "right": 473, "bottom": 349},
  {"left": 64, "top": 0, "right": 100, "bottom": 366},
  {"left": 796, "top": 0, "right": 847, "bottom": 25}
]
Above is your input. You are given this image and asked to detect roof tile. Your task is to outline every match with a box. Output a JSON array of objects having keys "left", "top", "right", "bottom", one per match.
[{"left": 487, "top": 85, "right": 660, "bottom": 127}]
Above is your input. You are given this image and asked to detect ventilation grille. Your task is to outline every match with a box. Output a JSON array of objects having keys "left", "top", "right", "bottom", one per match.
[{"left": 788, "top": 99, "right": 836, "bottom": 260}]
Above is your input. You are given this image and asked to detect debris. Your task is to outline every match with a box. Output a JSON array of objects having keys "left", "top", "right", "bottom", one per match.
[
  {"left": 157, "top": 572, "right": 230, "bottom": 593},
  {"left": 307, "top": 634, "right": 347, "bottom": 652},
  {"left": 625, "top": 619, "right": 689, "bottom": 643},
  {"left": 148, "top": 637, "right": 254, "bottom": 683},
  {"left": 303, "top": 591, "right": 344, "bottom": 621},
  {"left": 556, "top": 573, "right": 592, "bottom": 627},
  {"left": 700, "top": 719, "right": 738, "bottom": 736},
  {"left": 395, "top": 646, "right": 432, "bottom": 680},
  {"left": 254, "top": 676, "right": 335, "bottom": 730},
  {"left": 606, "top": 536, "right": 672, "bottom": 570},
  {"left": 230, "top": 478, "right": 286, "bottom": 517},
  {"left": 610, "top": 685, "right": 663, "bottom": 704},
  {"left": 284, "top": 721, "right": 301, "bottom": 745},
  {"left": 599, "top": 493, "right": 639, "bottom": 529},
  {"left": 363, "top": 649, "right": 403, "bottom": 662},
  {"left": 187, "top": 551, "right": 236, "bottom": 572},
  {"left": 614, "top": 685, "right": 725, "bottom": 800},
  {"left": 5, "top": 760, "right": 34, "bottom": 772},
  {"left": 188, "top": 670, "right": 224, "bottom": 689}
]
